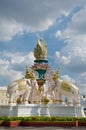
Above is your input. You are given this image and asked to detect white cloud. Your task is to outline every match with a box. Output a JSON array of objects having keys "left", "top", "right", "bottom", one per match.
[
  {"left": 0, "top": 19, "right": 23, "bottom": 41},
  {"left": 55, "top": 43, "right": 86, "bottom": 73},
  {"left": 76, "top": 72, "right": 86, "bottom": 94},
  {"left": 56, "top": 7, "right": 86, "bottom": 42},
  {"left": 0, "top": 0, "right": 85, "bottom": 41},
  {"left": 0, "top": 59, "right": 23, "bottom": 85},
  {"left": 55, "top": 51, "right": 71, "bottom": 65},
  {"left": 56, "top": 30, "right": 62, "bottom": 38},
  {"left": 3, "top": 51, "right": 34, "bottom": 65},
  {"left": 55, "top": 5, "right": 86, "bottom": 94},
  {"left": 11, "top": 53, "right": 35, "bottom": 71},
  {"left": 61, "top": 75, "right": 75, "bottom": 83},
  {"left": 0, "top": 51, "right": 35, "bottom": 85},
  {"left": 55, "top": 6, "right": 86, "bottom": 73}
]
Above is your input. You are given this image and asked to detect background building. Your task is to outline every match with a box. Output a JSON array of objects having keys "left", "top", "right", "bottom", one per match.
[{"left": 0, "top": 86, "right": 9, "bottom": 105}]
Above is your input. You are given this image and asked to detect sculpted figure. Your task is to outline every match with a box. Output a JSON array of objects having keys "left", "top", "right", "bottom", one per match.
[
  {"left": 7, "top": 67, "right": 38, "bottom": 105},
  {"left": 29, "top": 83, "right": 45, "bottom": 104},
  {"left": 47, "top": 69, "right": 81, "bottom": 106},
  {"left": 34, "top": 38, "right": 48, "bottom": 60}
]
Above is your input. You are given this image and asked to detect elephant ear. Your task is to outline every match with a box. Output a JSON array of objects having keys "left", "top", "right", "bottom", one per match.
[
  {"left": 61, "top": 80, "right": 72, "bottom": 92},
  {"left": 17, "top": 79, "right": 27, "bottom": 91}
]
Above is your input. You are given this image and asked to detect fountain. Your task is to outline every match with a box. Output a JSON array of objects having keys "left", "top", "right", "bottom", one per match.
[{"left": 0, "top": 38, "right": 85, "bottom": 117}]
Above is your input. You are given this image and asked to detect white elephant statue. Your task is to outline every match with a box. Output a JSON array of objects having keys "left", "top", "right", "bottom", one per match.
[
  {"left": 47, "top": 69, "right": 81, "bottom": 106},
  {"left": 7, "top": 76, "right": 39, "bottom": 105},
  {"left": 53, "top": 79, "right": 81, "bottom": 106}
]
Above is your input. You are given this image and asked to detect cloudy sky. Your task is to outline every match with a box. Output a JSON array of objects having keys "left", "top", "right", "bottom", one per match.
[{"left": 0, "top": 0, "right": 86, "bottom": 94}]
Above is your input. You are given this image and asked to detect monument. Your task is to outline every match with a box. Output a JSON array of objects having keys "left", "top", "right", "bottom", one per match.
[{"left": 0, "top": 38, "right": 85, "bottom": 117}]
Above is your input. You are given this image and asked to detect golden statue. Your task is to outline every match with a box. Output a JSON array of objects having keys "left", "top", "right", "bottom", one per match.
[
  {"left": 34, "top": 38, "right": 48, "bottom": 60},
  {"left": 25, "top": 65, "right": 35, "bottom": 80},
  {"left": 53, "top": 68, "right": 60, "bottom": 81}
]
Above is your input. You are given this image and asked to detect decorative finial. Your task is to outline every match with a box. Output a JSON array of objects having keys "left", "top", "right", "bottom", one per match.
[
  {"left": 34, "top": 38, "right": 48, "bottom": 60},
  {"left": 53, "top": 68, "right": 60, "bottom": 81},
  {"left": 30, "top": 70, "right": 35, "bottom": 80},
  {"left": 25, "top": 65, "right": 31, "bottom": 79},
  {"left": 25, "top": 66, "right": 35, "bottom": 80}
]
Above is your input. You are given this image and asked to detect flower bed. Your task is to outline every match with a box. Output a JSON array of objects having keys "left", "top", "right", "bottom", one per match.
[
  {"left": 0, "top": 116, "right": 6, "bottom": 126},
  {"left": 78, "top": 117, "right": 86, "bottom": 126},
  {"left": 78, "top": 121, "right": 86, "bottom": 126},
  {"left": 2, "top": 120, "right": 21, "bottom": 127},
  {"left": 20, "top": 121, "right": 76, "bottom": 127},
  {"left": 20, "top": 116, "right": 85, "bottom": 127},
  {"left": 0, "top": 120, "right": 3, "bottom": 126},
  {"left": 0, "top": 116, "right": 22, "bottom": 127},
  {"left": 0, "top": 116, "right": 86, "bottom": 127}
]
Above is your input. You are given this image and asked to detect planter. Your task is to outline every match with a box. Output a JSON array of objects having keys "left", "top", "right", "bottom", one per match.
[
  {"left": 0, "top": 120, "right": 4, "bottom": 126},
  {"left": 2, "top": 120, "right": 21, "bottom": 127},
  {"left": 55, "top": 122, "right": 76, "bottom": 127},
  {"left": 20, "top": 121, "right": 76, "bottom": 127},
  {"left": 78, "top": 121, "right": 86, "bottom": 126}
]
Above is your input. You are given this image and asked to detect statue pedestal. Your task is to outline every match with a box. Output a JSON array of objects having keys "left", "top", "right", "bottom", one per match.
[{"left": 0, "top": 104, "right": 85, "bottom": 117}]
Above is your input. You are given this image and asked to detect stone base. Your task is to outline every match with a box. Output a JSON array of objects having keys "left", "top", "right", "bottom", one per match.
[{"left": 0, "top": 104, "right": 85, "bottom": 117}]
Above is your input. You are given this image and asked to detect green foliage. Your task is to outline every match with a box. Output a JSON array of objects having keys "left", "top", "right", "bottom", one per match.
[
  {"left": 0, "top": 116, "right": 6, "bottom": 120},
  {"left": 0, "top": 116, "right": 23, "bottom": 121},
  {"left": 20, "top": 116, "right": 86, "bottom": 122},
  {"left": 38, "top": 116, "right": 51, "bottom": 121},
  {"left": 0, "top": 116, "right": 86, "bottom": 122},
  {"left": 51, "top": 116, "right": 76, "bottom": 122},
  {"left": 78, "top": 117, "right": 86, "bottom": 122}
]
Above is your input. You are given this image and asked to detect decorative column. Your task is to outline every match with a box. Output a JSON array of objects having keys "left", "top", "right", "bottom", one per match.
[{"left": 32, "top": 38, "right": 48, "bottom": 87}]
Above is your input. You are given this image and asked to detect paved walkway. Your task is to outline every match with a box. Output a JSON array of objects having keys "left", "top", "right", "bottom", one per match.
[{"left": 0, "top": 127, "right": 86, "bottom": 130}]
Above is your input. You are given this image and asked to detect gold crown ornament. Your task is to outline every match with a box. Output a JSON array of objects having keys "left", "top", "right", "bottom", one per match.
[
  {"left": 34, "top": 37, "right": 48, "bottom": 60},
  {"left": 53, "top": 68, "right": 60, "bottom": 81},
  {"left": 25, "top": 66, "right": 35, "bottom": 80}
]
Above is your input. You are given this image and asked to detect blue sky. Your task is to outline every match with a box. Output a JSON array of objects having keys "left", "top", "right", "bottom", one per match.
[{"left": 0, "top": 0, "right": 86, "bottom": 94}]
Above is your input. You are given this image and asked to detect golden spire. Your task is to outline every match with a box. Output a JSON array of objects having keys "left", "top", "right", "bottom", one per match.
[
  {"left": 30, "top": 70, "right": 35, "bottom": 80},
  {"left": 25, "top": 65, "right": 35, "bottom": 80},
  {"left": 53, "top": 68, "right": 60, "bottom": 81},
  {"left": 25, "top": 65, "right": 31, "bottom": 79},
  {"left": 34, "top": 38, "right": 48, "bottom": 60}
]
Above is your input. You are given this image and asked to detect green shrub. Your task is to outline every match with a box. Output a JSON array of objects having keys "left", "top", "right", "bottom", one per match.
[
  {"left": 78, "top": 117, "right": 86, "bottom": 122},
  {"left": 0, "top": 116, "right": 23, "bottom": 121},
  {"left": 0, "top": 116, "right": 86, "bottom": 122},
  {"left": 0, "top": 116, "right": 6, "bottom": 120}
]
